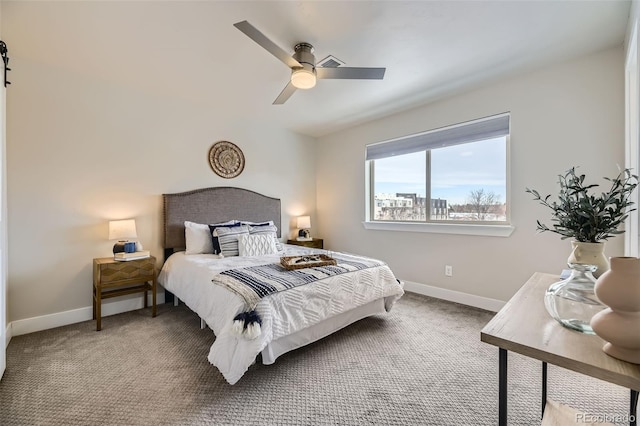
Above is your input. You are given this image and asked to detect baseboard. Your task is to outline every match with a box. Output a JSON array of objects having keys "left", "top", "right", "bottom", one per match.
[
  {"left": 10, "top": 292, "right": 165, "bottom": 337},
  {"left": 8, "top": 283, "right": 502, "bottom": 336},
  {"left": 403, "top": 280, "right": 505, "bottom": 312}
]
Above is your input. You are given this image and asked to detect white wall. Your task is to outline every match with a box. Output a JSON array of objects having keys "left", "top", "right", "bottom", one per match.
[
  {"left": 3, "top": 3, "right": 317, "bottom": 323},
  {"left": 316, "top": 47, "right": 625, "bottom": 302},
  {"left": 1, "top": 1, "right": 627, "bottom": 326}
]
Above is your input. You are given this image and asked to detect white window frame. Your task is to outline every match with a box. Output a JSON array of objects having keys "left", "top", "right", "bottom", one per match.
[
  {"left": 625, "top": 19, "right": 640, "bottom": 257},
  {"left": 363, "top": 113, "right": 514, "bottom": 237}
]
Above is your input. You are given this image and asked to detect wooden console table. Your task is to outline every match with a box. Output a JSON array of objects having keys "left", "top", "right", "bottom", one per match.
[{"left": 481, "top": 272, "right": 640, "bottom": 425}]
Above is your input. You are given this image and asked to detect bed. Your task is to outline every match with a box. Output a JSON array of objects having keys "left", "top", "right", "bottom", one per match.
[{"left": 158, "top": 187, "right": 404, "bottom": 384}]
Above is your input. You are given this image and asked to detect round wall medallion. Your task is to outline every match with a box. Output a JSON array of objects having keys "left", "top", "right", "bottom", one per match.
[{"left": 208, "top": 141, "right": 245, "bottom": 179}]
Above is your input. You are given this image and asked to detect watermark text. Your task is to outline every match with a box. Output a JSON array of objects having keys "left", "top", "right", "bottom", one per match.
[{"left": 576, "top": 413, "right": 636, "bottom": 424}]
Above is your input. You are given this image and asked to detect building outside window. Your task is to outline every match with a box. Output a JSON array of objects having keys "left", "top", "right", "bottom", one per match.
[{"left": 366, "top": 113, "right": 510, "bottom": 224}]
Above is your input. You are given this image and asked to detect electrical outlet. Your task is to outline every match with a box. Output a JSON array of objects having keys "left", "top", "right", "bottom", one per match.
[{"left": 445, "top": 265, "right": 453, "bottom": 277}]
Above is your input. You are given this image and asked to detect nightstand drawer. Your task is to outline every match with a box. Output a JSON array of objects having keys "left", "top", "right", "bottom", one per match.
[
  {"left": 287, "top": 238, "right": 324, "bottom": 249},
  {"left": 94, "top": 257, "right": 155, "bottom": 284}
]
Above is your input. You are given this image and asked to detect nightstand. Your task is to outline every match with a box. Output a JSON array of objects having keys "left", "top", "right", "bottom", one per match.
[
  {"left": 287, "top": 238, "right": 324, "bottom": 249},
  {"left": 93, "top": 256, "right": 157, "bottom": 331}
]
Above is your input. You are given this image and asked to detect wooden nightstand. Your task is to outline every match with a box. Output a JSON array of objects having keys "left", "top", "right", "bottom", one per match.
[
  {"left": 93, "top": 256, "right": 157, "bottom": 331},
  {"left": 287, "top": 238, "right": 324, "bottom": 249}
]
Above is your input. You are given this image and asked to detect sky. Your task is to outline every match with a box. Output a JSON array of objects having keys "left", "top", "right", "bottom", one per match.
[{"left": 374, "top": 137, "right": 506, "bottom": 205}]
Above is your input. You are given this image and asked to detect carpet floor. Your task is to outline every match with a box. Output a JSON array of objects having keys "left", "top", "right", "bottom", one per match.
[{"left": 0, "top": 292, "right": 633, "bottom": 425}]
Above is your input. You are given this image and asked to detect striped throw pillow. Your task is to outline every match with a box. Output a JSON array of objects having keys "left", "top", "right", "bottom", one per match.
[
  {"left": 240, "top": 220, "right": 274, "bottom": 226},
  {"left": 208, "top": 221, "right": 242, "bottom": 254},
  {"left": 214, "top": 224, "right": 250, "bottom": 257},
  {"left": 185, "top": 220, "right": 238, "bottom": 254}
]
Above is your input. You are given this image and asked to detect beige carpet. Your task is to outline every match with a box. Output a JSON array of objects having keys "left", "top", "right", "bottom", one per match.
[{"left": 0, "top": 293, "right": 632, "bottom": 425}]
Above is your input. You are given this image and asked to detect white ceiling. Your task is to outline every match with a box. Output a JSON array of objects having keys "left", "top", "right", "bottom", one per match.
[{"left": 6, "top": 1, "right": 631, "bottom": 137}]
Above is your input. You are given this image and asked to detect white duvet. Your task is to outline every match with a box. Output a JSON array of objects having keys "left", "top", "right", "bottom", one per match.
[{"left": 158, "top": 245, "right": 404, "bottom": 384}]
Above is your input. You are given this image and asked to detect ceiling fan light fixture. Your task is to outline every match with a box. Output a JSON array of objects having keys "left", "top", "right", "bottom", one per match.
[
  {"left": 291, "top": 68, "right": 316, "bottom": 89},
  {"left": 234, "top": 21, "right": 386, "bottom": 104}
]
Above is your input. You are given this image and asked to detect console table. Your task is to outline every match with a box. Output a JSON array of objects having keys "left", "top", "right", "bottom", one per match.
[{"left": 481, "top": 272, "right": 640, "bottom": 425}]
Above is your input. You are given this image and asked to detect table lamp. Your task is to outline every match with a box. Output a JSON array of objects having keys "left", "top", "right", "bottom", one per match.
[
  {"left": 109, "top": 219, "right": 138, "bottom": 254},
  {"left": 296, "top": 216, "right": 311, "bottom": 241}
]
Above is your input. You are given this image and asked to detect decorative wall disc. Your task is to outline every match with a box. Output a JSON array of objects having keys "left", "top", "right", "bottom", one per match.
[{"left": 208, "top": 141, "right": 245, "bottom": 179}]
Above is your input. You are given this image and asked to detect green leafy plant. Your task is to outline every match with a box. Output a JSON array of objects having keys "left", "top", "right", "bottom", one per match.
[{"left": 525, "top": 167, "right": 638, "bottom": 242}]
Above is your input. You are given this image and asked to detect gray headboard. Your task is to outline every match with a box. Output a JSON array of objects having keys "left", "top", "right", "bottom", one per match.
[{"left": 162, "top": 187, "right": 282, "bottom": 252}]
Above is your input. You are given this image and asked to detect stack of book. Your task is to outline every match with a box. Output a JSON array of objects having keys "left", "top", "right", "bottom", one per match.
[{"left": 114, "top": 250, "right": 150, "bottom": 261}]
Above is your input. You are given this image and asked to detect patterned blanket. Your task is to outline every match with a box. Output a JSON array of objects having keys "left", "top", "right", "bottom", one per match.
[{"left": 211, "top": 253, "right": 385, "bottom": 339}]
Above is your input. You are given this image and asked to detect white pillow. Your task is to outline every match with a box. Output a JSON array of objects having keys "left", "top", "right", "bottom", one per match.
[
  {"left": 184, "top": 220, "right": 236, "bottom": 255},
  {"left": 238, "top": 234, "right": 278, "bottom": 257},
  {"left": 185, "top": 221, "right": 212, "bottom": 254}
]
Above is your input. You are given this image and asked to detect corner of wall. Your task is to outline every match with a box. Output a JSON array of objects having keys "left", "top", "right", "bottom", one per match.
[
  {"left": 626, "top": 0, "right": 640, "bottom": 49},
  {"left": 4, "top": 322, "right": 10, "bottom": 349}
]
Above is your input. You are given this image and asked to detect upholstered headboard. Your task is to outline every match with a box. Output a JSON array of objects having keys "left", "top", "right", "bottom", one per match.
[{"left": 162, "top": 187, "right": 282, "bottom": 254}]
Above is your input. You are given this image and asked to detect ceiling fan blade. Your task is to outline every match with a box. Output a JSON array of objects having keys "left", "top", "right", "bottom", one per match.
[
  {"left": 316, "top": 67, "right": 386, "bottom": 80},
  {"left": 273, "top": 82, "right": 297, "bottom": 105},
  {"left": 234, "top": 21, "right": 302, "bottom": 69}
]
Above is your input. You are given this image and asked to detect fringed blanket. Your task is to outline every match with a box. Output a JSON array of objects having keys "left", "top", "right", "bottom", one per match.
[{"left": 211, "top": 253, "right": 385, "bottom": 339}]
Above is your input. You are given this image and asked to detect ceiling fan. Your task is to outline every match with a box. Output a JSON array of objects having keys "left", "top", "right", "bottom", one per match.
[{"left": 233, "top": 20, "right": 386, "bottom": 105}]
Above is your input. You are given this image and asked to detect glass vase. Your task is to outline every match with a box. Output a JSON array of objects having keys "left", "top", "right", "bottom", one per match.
[{"left": 544, "top": 264, "right": 605, "bottom": 334}]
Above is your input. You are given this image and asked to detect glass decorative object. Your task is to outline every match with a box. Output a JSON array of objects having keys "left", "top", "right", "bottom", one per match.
[{"left": 544, "top": 264, "right": 606, "bottom": 334}]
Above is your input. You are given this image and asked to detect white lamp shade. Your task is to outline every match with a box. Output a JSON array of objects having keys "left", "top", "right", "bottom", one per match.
[
  {"left": 108, "top": 219, "right": 137, "bottom": 240},
  {"left": 297, "top": 216, "right": 311, "bottom": 229}
]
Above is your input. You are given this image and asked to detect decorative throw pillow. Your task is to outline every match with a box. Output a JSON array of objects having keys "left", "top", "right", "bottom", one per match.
[
  {"left": 238, "top": 234, "right": 278, "bottom": 257},
  {"left": 208, "top": 222, "right": 242, "bottom": 254},
  {"left": 240, "top": 220, "right": 274, "bottom": 226},
  {"left": 185, "top": 220, "right": 238, "bottom": 254},
  {"left": 214, "top": 224, "right": 250, "bottom": 257},
  {"left": 248, "top": 224, "right": 283, "bottom": 253}
]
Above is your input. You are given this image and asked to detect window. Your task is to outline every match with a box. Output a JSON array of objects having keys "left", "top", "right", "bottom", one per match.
[{"left": 366, "top": 113, "right": 510, "bottom": 226}]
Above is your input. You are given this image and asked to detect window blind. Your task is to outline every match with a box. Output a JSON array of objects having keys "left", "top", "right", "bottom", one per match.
[{"left": 365, "top": 113, "right": 510, "bottom": 161}]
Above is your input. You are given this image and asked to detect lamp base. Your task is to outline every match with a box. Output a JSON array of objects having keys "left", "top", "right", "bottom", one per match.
[
  {"left": 113, "top": 240, "right": 138, "bottom": 254},
  {"left": 298, "top": 228, "right": 311, "bottom": 241},
  {"left": 113, "top": 241, "right": 126, "bottom": 254}
]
